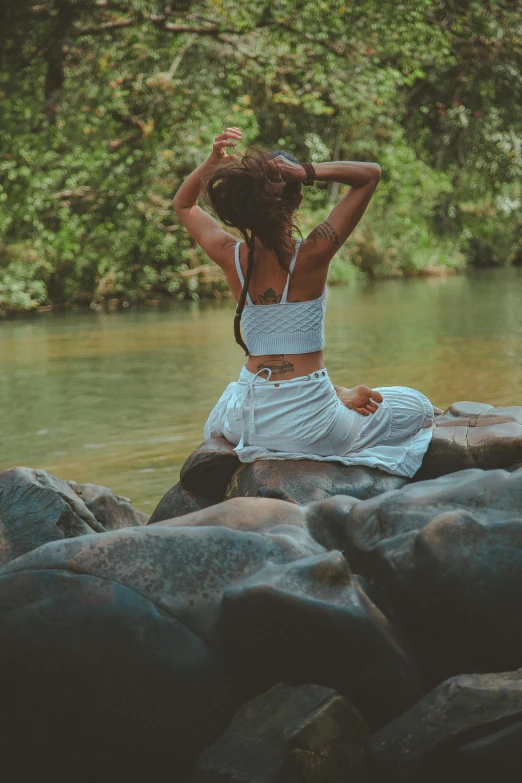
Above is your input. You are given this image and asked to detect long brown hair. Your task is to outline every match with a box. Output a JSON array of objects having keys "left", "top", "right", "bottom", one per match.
[{"left": 205, "top": 146, "right": 302, "bottom": 354}]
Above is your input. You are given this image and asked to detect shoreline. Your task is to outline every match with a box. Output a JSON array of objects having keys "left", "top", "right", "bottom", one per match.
[{"left": 1, "top": 262, "right": 517, "bottom": 320}]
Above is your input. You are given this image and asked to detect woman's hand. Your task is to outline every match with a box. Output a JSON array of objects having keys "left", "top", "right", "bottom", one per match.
[
  {"left": 273, "top": 155, "right": 307, "bottom": 183},
  {"left": 208, "top": 127, "right": 242, "bottom": 164},
  {"left": 334, "top": 384, "right": 383, "bottom": 416}
]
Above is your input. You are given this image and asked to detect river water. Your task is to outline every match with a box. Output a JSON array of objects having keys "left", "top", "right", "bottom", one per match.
[{"left": 1, "top": 268, "right": 521, "bottom": 511}]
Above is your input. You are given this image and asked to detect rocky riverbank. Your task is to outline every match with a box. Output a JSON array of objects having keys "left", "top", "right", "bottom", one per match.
[{"left": 1, "top": 400, "right": 522, "bottom": 781}]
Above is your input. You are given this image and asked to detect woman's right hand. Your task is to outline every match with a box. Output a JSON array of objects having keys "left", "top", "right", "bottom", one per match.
[{"left": 208, "top": 127, "right": 242, "bottom": 164}]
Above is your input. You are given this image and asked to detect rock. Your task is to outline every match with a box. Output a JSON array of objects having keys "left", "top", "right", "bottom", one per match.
[
  {"left": 70, "top": 481, "right": 148, "bottom": 528},
  {"left": 221, "top": 549, "right": 422, "bottom": 728},
  {"left": 0, "top": 567, "right": 233, "bottom": 782},
  {"left": 0, "top": 467, "right": 104, "bottom": 565},
  {"left": 226, "top": 459, "right": 408, "bottom": 505},
  {"left": 180, "top": 437, "right": 240, "bottom": 501},
  {"left": 0, "top": 507, "right": 418, "bottom": 733},
  {"left": 0, "top": 467, "right": 146, "bottom": 566},
  {"left": 303, "top": 495, "right": 361, "bottom": 551},
  {"left": 341, "top": 467, "right": 522, "bottom": 677},
  {"left": 0, "top": 519, "right": 320, "bottom": 776},
  {"left": 456, "top": 720, "right": 522, "bottom": 780},
  {"left": 148, "top": 481, "right": 216, "bottom": 524},
  {"left": 150, "top": 495, "right": 360, "bottom": 553},
  {"left": 370, "top": 670, "right": 522, "bottom": 782},
  {"left": 152, "top": 496, "right": 312, "bottom": 534},
  {"left": 188, "top": 684, "right": 369, "bottom": 783},
  {"left": 0, "top": 522, "right": 324, "bottom": 650},
  {"left": 418, "top": 401, "right": 522, "bottom": 479}
]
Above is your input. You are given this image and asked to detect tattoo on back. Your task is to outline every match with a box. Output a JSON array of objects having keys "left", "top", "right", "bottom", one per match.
[
  {"left": 310, "top": 220, "right": 339, "bottom": 245},
  {"left": 258, "top": 287, "right": 282, "bottom": 305},
  {"left": 257, "top": 355, "right": 295, "bottom": 376}
]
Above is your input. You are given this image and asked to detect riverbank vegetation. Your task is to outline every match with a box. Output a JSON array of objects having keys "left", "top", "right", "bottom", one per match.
[{"left": 1, "top": 0, "right": 521, "bottom": 314}]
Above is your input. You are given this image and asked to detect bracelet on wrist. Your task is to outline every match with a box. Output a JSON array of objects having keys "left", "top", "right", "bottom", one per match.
[{"left": 301, "top": 162, "right": 316, "bottom": 186}]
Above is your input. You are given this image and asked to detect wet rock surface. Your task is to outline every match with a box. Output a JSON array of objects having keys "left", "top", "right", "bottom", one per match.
[
  {"left": 188, "top": 684, "right": 370, "bottom": 783},
  {"left": 419, "top": 401, "right": 522, "bottom": 478}
]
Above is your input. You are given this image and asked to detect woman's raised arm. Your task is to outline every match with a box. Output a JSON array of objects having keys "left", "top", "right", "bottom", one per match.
[
  {"left": 307, "top": 160, "right": 381, "bottom": 258},
  {"left": 172, "top": 128, "right": 242, "bottom": 268}
]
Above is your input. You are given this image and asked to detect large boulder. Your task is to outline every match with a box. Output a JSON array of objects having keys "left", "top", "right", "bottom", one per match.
[
  {"left": 0, "top": 503, "right": 420, "bottom": 756},
  {"left": 166, "top": 438, "right": 407, "bottom": 515},
  {"left": 0, "top": 467, "right": 145, "bottom": 566},
  {"left": 340, "top": 467, "right": 522, "bottom": 677},
  {"left": 0, "top": 467, "right": 102, "bottom": 565},
  {"left": 0, "top": 567, "right": 232, "bottom": 783},
  {"left": 226, "top": 459, "right": 408, "bottom": 505},
  {"left": 151, "top": 494, "right": 360, "bottom": 554},
  {"left": 148, "top": 481, "right": 216, "bottom": 523},
  {"left": 68, "top": 481, "right": 148, "bottom": 529},
  {"left": 221, "top": 550, "right": 421, "bottom": 729},
  {"left": 0, "top": 522, "right": 315, "bottom": 778},
  {"left": 419, "top": 401, "right": 522, "bottom": 479},
  {"left": 370, "top": 670, "right": 522, "bottom": 782},
  {"left": 180, "top": 438, "right": 240, "bottom": 500},
  {"left": 188, "top": 684, "right": 370, "bottom": 783},
  {"left": 456, "top": 720, "right": 522, "bottom": 781},
  {"left": 1, "top": 521, "right": 320, "bottom": 648}
]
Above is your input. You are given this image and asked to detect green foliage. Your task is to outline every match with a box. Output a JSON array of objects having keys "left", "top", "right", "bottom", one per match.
[{"left": 0, "top": 0, "right": 521, "bottom": 312}]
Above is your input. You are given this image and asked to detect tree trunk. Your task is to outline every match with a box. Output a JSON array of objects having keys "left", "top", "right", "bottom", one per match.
[{"left": 43, "top": 0, "right": 76, "bottom": 120}]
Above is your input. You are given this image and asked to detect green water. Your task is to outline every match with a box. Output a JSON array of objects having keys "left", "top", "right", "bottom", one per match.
[{"left": 1, "top": 268, "right": 522, "bottom": 512}]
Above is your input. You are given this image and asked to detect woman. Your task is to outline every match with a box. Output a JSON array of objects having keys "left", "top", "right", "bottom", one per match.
[{"left": 173, "top": 127, "right": 437, "bottom": 478}]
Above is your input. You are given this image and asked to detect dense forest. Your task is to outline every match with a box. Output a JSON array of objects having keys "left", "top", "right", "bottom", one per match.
[{"left": 0, "top": 0, "right": 521, "bottom": 313}]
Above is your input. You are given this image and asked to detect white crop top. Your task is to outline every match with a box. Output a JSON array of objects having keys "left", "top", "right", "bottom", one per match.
[{"left": 235, "top": 240, "right": 327, "bottom": 356}]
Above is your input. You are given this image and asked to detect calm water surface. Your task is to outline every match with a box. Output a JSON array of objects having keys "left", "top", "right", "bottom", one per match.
[{"left": 1, "top": 268, "right": 521, "bottom": 511}]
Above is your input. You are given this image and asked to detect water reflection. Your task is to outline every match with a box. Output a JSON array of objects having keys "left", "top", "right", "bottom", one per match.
[{"left": 1, "top": 268, "right": 521, "bottom": 510}]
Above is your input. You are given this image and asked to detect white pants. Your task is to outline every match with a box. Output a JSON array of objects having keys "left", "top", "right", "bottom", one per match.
[{"left": 204, "top": 366, "right": 435, "bottom": 478}]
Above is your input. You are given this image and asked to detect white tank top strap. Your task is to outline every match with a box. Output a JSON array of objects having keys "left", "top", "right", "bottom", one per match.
[
  {"left": 234, "top": 241, "right": 253, "bottom": 305},
  {"left": 281, "top": 239, "right": 303, "bottom": 303}
]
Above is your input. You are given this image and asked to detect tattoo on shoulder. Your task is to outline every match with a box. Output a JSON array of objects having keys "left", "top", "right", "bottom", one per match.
[
  {"left": 310, "top": 221, "right": 339, "bottom": 245},
  {"left": 257, "top": 355, "right": 295, "bottom": 376}
]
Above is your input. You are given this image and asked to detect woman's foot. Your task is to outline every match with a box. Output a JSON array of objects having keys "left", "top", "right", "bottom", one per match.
[{"left": 334, "top": 384, "right": 383, "bottom": 416}]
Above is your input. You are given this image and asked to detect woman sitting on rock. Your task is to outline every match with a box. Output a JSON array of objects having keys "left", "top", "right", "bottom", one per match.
[{"left": 173, "top": 127, "right": 437, "bottom": 478}]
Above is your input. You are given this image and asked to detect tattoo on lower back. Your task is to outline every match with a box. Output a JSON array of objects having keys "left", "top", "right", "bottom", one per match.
[
  {"left": 257, "top": 355, "right": 295, "bottom": 376},
  {"left": 310, "top": 220, "right": 339, "bottom": 245},
  {"left": 258, "top": 287, "right": 282, "bottom": 305}
]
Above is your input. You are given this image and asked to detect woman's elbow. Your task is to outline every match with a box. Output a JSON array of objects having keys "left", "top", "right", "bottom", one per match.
[
  {"left": 172, "top": 193, "right": 183, "bottom": 214},
  {"left": 369, "top": 163, "right": 381, "bottom": 181}
]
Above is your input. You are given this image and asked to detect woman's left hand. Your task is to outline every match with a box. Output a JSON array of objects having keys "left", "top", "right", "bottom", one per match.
[
  {"left": 273, "top": 155, "right": 307, "bottom": 183},
  {"left": 335, "top": 384, "right": 383, "bottom": 416},
  {"left": 208, "top": 127, "right": 242, "bottom": 163}
]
